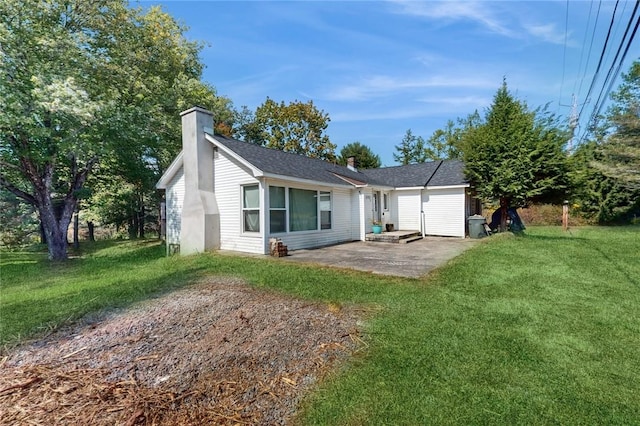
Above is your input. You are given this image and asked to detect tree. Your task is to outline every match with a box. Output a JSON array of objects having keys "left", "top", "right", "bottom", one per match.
[
  {"left": 569, "top": 141, "right": 640, "bottom": 224},
  {"left": 462, "top": 80, "right": 569, "bottom": 228},
  {"left": 594, "top": 60, "right": 640, "bottom": 189},
  {"left": 424, "top": 111, "right": 481, "bottom": 161},
  {"left": 394, "top": 129, "right": 427, "bottom": 165},
  {"left": 570, "top": 60, "right": 640, "bottom": 224},
  {"left": 338, "top": 142, "right": 381, "bottom": 169},
  {"left": 0, "top": 0, "right": 224, "bottom": 260},
  {"left": 252, "top": 98, "right": 337, "bottom": 161},
  {"left": 0, "top": 189, "right": 39, "bottom": 247}
]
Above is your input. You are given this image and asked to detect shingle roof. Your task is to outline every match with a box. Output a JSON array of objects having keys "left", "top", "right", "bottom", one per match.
[
  {"left": 213, "top": 135, "right": 382, "bottom": 186},
  {"left": 211, "top": 134, "right": 467, "bottom": 188}
]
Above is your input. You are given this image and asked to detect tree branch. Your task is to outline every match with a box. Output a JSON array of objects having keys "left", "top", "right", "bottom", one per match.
[{"left": 0, "top": 174, "right": 36, "bottom": 205}]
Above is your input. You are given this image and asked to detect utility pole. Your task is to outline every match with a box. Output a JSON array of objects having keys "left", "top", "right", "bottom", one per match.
[{"left": 560, "top": 94, "right": 587, "bottom": 154}]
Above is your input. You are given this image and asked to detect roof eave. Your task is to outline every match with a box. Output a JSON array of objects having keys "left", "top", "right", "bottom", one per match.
[
  {"left": 263, "top": 172, "right": 354, "bottom": 189},
  {"left": 205, "top": 133, "right": 264, "bottom": 178},
  {"left": 425, "top": 183, "right": 470, "bottom": 190},
  {"left": 156, "top": 151, "right": 184, "bottom": 189}
]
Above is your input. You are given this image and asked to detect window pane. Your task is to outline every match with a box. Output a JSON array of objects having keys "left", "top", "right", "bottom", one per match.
[
  {"left": 320, "top": 192, "right": 331, "bottom": 230},
  {"left": 269, "top": 186, "right": 286, "bottom": 208},
  {"left": 289, "top": 188, "right": 317, "bottom": 231},
  {"left": 319, "top": 192, "right": 331, "bottom": 211},
  {"left": 243, "top": 185, "right": 259, "bottom": 208},
  {"left": 244, "top": 210, "right": 259, "bottom": 232},
  {"left": 270, "top": 210, "right": 286, "bottom": 233},
  {"left": 321, "top": 211, "right": 331, "bottom": 230}
]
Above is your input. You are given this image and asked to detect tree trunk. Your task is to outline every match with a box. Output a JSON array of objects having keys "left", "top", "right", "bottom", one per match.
[
  {"left": 39, "top": 199, "right": 73, "bottom": 261},
  {"left": 138, "top": 194, "right": 145, "bottom": 239},
  {"left": 88, "top": 221, "right": 95, "bottom": 242},
  {"left": 499, "top": 197, "right": 509, "bottom": 232},
  {"left": 73, "top": 209, "right": 80, "bottom": 250},
  {"left": 128, "top": 214, "right": 137, "bottom": 239}
]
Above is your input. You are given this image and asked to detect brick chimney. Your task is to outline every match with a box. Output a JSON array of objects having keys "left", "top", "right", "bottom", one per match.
[
  {"left": 347, "top": 156, "right": 357, "bottom": 172},
  {"left": 180, "top": 107, "right": 220, "bottom": 254}
]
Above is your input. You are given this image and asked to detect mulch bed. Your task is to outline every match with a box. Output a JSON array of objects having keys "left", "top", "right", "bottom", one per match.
[{"left": 0, "top": 277, "right": 364, "bottom": 425}]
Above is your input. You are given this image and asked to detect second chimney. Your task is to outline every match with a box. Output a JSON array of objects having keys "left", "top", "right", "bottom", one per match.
[{"left": 347, "top": 156, "right": 357, "bottom": 172}]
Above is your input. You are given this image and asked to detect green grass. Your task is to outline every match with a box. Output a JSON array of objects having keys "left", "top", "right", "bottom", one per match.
[{"left": 1, "top": 227, "right": 639, "bottom": 424}]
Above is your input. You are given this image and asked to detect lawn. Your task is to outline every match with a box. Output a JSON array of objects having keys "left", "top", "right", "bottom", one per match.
[{"left": 1, "top": 226, "right": 639, "bottom": 424}]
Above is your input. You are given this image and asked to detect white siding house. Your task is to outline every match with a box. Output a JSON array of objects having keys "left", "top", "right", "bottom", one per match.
[{"left": 157, "top": 107, "right": 476, "bottom": 256}]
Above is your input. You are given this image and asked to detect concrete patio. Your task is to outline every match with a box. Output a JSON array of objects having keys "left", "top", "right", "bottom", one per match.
[{"left": 280, "top": 236, "right": 479, "bottom": 278}]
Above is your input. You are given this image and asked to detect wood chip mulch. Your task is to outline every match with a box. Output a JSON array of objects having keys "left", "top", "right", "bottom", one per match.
[{"left": 0, "top": 277, "right": 365, "bottom": 425}]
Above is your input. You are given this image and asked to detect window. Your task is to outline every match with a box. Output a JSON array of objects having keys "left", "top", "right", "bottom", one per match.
[
  {"left": 320, "top": 191, "right": 331, "bottom": 229},
  {"left": 289, "top": 188, "right": 317, "bottom": 231},
  {"left": 269, "top": 186, "right": 286, "bottom": 233},
  {"left": 242, "top": 185, "right": 260, "bottom": 232},
  {"left": 383, "top": 193, "right": 389, "bottom": 211}
]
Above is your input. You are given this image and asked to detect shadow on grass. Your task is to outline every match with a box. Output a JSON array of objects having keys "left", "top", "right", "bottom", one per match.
[
  {"left": 515, "top": 232, "right": 587, "bottom": 242},
  {"left": 0, "top": 240, "right": 208, "bottom": 348},
  {"left": 577, "top": 238, "right": 639, "bottom": 288}
]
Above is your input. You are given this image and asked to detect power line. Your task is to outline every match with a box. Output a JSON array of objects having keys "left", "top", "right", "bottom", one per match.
[
  {"left": 558, "top": 0, "right": 570, "bottom": 107},
  {"left": 577, "top": 0, "right": 620, "bottom": 123},
  {"left": 572, "top": 0, "right": 597, "bottom": 97},
  {"left": 578, "top": 1, "right": 640, "bottom": 144}
]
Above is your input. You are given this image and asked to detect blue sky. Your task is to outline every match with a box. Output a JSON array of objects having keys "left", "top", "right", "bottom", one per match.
[{"left": 142, "top": 1, "right": 639, "bottom": 166}]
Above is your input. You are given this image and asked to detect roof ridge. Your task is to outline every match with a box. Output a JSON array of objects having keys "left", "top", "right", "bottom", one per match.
[{"left": 424, "top": 160, "right": 443, "bottom": 186}]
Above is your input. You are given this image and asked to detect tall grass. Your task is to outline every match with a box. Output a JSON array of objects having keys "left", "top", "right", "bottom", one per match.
[{"left": 1, "top": 227, "right": 638, "bottom": 424}]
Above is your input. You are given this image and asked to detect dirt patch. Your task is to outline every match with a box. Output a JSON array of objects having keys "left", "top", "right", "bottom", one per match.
[{"left": 0, "top": 277, "right": 364, "bottom": 425}]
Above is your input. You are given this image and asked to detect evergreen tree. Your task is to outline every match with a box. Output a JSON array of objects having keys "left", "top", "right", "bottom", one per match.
[
  {"left": 462, "top": 80, "right": 569, "bottom": 220},
  {"left": 394, "top": 129, "right": 427, "bottom": 165},
  {"left": 338, "top": 142, "right": 381, "bottom": 169},
  {"left": 595, "top": 60, "right": 640, "bottom": 189}
]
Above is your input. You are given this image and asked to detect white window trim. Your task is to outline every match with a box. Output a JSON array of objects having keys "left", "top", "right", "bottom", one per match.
[
  {"left": 242, "top": 184, "right": 260, "bottom": 234},
  {"left": 268, "top": 185, "right": 333, "bottom": 233}
]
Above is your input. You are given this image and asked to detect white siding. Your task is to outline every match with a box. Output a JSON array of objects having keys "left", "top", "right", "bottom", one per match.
[
  {"left": 165, "top": 166, "right": 184, "bottom": 247},
  {"left": 396, "top": 190, "right": 421, "bottom": 230},
  {"left": 215, "top": 151, "right": 263, "bottom": 254},
  {"left": 422, "top": 187, "right": 466, "bottom": 237},
  {"left": 266, "top": 179, "right": 355, "bottom": 251}
]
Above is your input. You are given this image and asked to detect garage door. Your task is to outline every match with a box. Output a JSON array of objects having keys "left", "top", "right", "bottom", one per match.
[{"left": 422, "top": 188, "right": 465, "bottom": 237}]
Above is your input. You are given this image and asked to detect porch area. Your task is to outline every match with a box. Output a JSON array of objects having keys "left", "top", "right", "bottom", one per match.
[{"left": 365, "top": 230, "right": 423, "bottom": 244}]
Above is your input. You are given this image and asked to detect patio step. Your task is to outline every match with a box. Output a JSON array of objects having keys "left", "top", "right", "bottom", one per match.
[
  {"left": 399, "top": 235, "right": 424, "bottom": 244},
  {"left": 366, "top": 230, "right": 422, "bottom": 243}
]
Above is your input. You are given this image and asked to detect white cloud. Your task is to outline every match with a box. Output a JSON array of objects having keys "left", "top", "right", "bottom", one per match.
[
  {"left": 524, "top": 23, "right": 568, "bottom": 45},
  {"left": 321, "top": 74, "right": 496, "bottom": 102},
  {"left": 389, "top": 0, "right": 515, "bottom": 37},
  {"left": 416, "top": 95, "right": 492, "bottom": 109}
]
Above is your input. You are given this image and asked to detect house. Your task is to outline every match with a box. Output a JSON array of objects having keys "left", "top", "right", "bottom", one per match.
[{"left": 156, "top": 107, "right": 478, "bottom": 255}]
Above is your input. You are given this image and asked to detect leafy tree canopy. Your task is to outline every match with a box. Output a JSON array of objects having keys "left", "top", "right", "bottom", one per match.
[
  {"left": 594, "top": 60, "right": 640, "bottom": 189},
  {"left": 462, "top": 80, "right": 569, "bottom": 208},
  {"left": 338, "top": 142, "right": 381, "bottom": 169},
  {"left": 251, "top": 98, "right": 336, "bottom": 161},
  {"left": 424, "top": 111, "right": 481, "bottom": 161},
  {"left": 0, "top": 0, "right": 229, "bottom": 260}
]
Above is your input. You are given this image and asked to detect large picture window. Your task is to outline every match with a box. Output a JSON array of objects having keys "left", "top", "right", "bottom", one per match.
[
  {"left": 266, "top": 185, "right": 332, "bottom": 233},
  {"left": 269, "top": 186, "right": 286, "bottom": 233},
  {"left": 289, "top": 188, "right": 317, "bottom": 231},
  {"left": 242, "top": 184, "right": 260, "bottom": 232}
]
